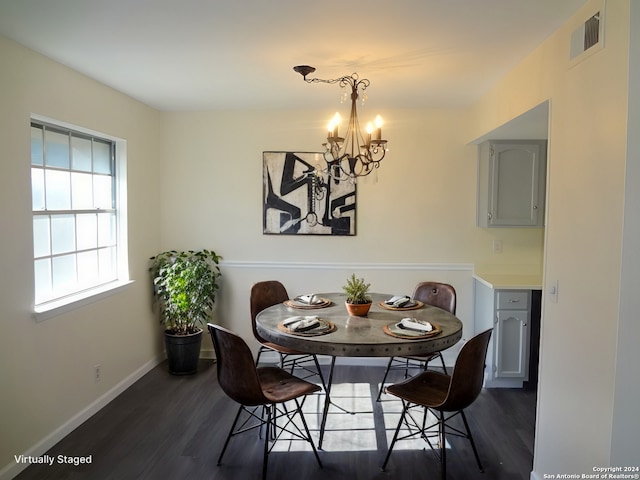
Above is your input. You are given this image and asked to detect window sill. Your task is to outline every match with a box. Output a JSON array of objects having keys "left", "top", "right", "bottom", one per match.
[{"left": 33, "top": 280, "right": 134, "bottom": 322}]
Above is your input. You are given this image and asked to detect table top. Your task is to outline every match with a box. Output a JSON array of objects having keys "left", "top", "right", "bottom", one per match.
[{"left": 255, "top": 292, "right": 463, "bottom": 357}]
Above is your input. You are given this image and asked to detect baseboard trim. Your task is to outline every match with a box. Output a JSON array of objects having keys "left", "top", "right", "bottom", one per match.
[
  {"left": 0, "top": 355, "right": 164, "bottom": 480},
  {"left": 484, "top": 376, "right": 526, "bottom": 388},
  {"left": 200, "top": 348, "right": 215, "bottom": 359}
]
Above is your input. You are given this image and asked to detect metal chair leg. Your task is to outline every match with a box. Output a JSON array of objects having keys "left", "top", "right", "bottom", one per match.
[
  {"left": 262, "top": 405, "right": 272, "bottom": 480},
  {"left": 403, "top": 358, "right": 412, "bottom": 379},
  {"left": 255, "top": 348, "right": 262, "bottom": 366},
  {"left": 439, "top": 410, "right": 447, "bottom": 480},
  {"left": 218, "top": 404, "right": 243, "bottom": 466},
  {"left": 295, "top": 398, "right": 323, "bottom": 468},
  {"left": 311, "top": 355, "right": 327, "bottom": 393},
  {"left": 381, "top": 401, "right": 409, "bottom": 470},
  {"left": 438, "top": 353, "right": 448, "bottom": 374},
  {"left": 460, "top": 410, "right": 484, "bottom": 472}
]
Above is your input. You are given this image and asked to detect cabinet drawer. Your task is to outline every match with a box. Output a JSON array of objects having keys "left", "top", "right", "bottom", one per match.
[{"left": 496, "top": 291, "right": 529, "bottom": 310}]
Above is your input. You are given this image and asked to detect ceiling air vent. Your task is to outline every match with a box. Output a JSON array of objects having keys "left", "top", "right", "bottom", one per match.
[{"left": 570, "top": 11, "right": 603, "bottom": 62}]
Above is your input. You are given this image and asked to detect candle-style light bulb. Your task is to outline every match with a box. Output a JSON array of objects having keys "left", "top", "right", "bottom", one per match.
[
  {"left": 375, "top": 115, "right": 383, "bottom": 140},
  {"left": 328, "top": 112, "right": 341, "bottom": 138},
  {"left": 365, "top": 122, "right": 374, "bottom": 146}
]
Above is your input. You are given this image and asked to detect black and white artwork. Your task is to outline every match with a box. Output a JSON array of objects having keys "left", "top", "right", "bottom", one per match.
[{"left": 263, "top": 151, "right": 356, "bottom": 235}]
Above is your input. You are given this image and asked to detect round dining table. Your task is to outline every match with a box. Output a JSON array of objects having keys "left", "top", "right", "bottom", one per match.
[
  {"left": 255, "top": 292, "right": 464, "bottom": 448},
  {"left": 255, "top": 292, "right": 463, "bottom": 358}
]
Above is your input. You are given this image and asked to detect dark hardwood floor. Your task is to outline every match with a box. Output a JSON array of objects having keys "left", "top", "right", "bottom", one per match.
[{"left": 15, "top": 359, "right": 536, "bottom": 480}]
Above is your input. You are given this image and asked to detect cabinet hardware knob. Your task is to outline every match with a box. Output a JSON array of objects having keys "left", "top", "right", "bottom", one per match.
[
  {"left": 533, "top": 205, "right": 538, "bottom": 209},
  {"left": 487, "top": 212, "right": 492, "bottom": 219}
]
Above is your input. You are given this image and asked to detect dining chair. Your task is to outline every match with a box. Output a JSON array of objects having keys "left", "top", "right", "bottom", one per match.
[
  {"left": 381, "top": 328, "right": 493, "bottom": 480},
  {"left": 208, "top": 323, "right": 323, "bottom": 480},
  {"left": 376, "top": 281, "right": 456, "bottom": 401},
  {"left": 250, "top": 280, "right": 326, "bottom": 390}
]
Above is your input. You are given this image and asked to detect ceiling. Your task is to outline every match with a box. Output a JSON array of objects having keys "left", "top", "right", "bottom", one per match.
[{"left": 0, "top": 0, "right": 588, "bottom": 112}]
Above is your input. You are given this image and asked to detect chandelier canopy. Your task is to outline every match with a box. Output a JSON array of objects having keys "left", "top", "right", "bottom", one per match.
[{"left": 294, "top": 65, "right": 388, "bottom": 181}]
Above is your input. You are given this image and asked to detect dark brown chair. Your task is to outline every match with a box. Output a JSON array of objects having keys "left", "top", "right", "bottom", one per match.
[
  {"left": 208, "top": 323, "right": 322, "bottom": 480},
  {"left": 377, "top": 282, "right": 456, "bottom": 401},
  {"left": 250, "top": 280, "right": 326, "bottom": 390},
  {"left": 381, "top": 328, "right": 493, "bottom": 480}
]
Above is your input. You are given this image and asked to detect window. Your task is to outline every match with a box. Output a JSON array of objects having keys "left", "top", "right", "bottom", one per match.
[{"left": 31, "top": 118, "right": 128, "bottom": 315}]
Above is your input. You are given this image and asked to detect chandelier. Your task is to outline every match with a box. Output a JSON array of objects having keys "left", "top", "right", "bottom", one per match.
[{"left": 294, "top": 65, "right": 388, "bottom": 181}]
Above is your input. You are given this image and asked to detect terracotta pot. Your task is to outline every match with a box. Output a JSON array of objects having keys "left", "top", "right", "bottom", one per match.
[{"left": 345, "top": 301, "right": 372, "bottom": 317}]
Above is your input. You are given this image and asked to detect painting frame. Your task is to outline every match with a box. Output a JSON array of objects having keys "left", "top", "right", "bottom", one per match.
[{"left": 262, "top": 151, "right": 357, "bottom": 236}]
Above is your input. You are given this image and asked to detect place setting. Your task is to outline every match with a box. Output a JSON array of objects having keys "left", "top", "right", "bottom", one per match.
[
  {"left": 284, "top": 293, "right": 332, "bottom": 309},
  {"left": 383, "top": 317, "right": 442, "bottom": 339},
  {"left": 277, "top": 315, "right": 336, "bottom": 336},
  {"left": 378, "top": 294, "right": 424, "bottom": 311}
]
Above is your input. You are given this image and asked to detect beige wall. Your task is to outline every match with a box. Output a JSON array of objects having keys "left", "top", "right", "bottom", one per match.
[
  {"left": 611, "top": 0, "right": 640, "bottom": 464},
  {"left": 469, "top": 0, "right": 637, "bottom": 475},
  {"left": 158, "top": 108, "right": 545, "bottom": 361},
  {"left": 159, "top": 108, "right": 544, "bottom": 267},
  {"left": 0, "top": 37, "right": 162, "bottom": 477}
]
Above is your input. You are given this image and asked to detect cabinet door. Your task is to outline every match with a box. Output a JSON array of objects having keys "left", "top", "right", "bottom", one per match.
[
  {"left": 495, "top": 310, "right": 529, "bottom": 378},
  {"left": 489, "top": 142, "right": 544, "bottom": 227}
]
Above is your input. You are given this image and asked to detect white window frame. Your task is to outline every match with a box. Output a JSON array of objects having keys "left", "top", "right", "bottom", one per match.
[{"left": 31, "top": 114, "right": 131, "bottom": 321}]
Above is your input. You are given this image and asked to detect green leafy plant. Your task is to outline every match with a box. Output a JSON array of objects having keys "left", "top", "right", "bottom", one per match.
[
  {"left": 149, "top": 250, "right": 222, "bottom": 335},
  {"left": 342, "top": 273, "right": 372, "bottom": 304}
]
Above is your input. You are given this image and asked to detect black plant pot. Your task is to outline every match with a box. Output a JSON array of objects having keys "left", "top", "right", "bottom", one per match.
[{"left": 164, "top": 329, "right": 203, "bottom": 375}]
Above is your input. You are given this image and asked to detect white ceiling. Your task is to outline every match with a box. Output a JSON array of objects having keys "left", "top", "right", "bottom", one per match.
[{"left": 0, "top": 0, "right": 587, "bottom": 112}]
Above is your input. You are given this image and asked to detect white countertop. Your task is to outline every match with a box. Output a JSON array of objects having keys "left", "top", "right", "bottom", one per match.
[{"left": 473, "top": 273, "right": 542, "bottom": 290}]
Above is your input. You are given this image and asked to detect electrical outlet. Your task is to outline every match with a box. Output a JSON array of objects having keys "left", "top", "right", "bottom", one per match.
[
  {"left": 94, "top": 364, "right": 101, "bottom": 383},
  {"left": 492, "top": 239, "right": 503, "bottom": 254}
]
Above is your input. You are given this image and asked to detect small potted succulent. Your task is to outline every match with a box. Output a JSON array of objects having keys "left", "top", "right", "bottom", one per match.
[
  {"left": 342, "top": 273, "right": 372, "bottom": 317},
  {"left": 149, "top": 249, "right": 221, "bottom": 375}
]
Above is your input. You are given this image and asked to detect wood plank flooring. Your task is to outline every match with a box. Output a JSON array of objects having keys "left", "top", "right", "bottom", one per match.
[{"left": 15, "top": 359, "right": 536, "bottom": 480}]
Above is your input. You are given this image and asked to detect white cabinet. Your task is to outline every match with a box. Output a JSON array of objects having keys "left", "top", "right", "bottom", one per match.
[
  {"left": 494, "top": 291, "right": 529, "bottom": 379},
  {"left": 473, "top": 280, "right": 533, "bottom": 388},
  {"left": 477, "top": 140, "right": 547, "bottom": 227}
]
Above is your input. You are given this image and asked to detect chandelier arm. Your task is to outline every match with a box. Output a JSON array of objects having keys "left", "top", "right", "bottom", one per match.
[{"left": 294, "top": 65, "right": 387, "bottom": 181}]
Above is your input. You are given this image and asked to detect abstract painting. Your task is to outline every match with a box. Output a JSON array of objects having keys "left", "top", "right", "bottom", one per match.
[{"left": 263, "top": 151, "right": 356, "bottom": 235}]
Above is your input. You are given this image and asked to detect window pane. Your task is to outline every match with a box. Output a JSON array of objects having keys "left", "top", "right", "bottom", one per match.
[
  {"left": 93, "top": 140, "right": 112, "bottom": 174},
  {"left": 97, "top": 212, "right": 116, "bottom": 247},
  {"left": 33, "top": 216, "right": 51, "bottom": 257},
  {"left": 31, "top": 168, "right": 45, "bottom": 210},
  {"left": 45, "top": 130, "right": 70, "bottom": 168},
  {"left": 51, "top": 214, "right": 76, "bottom": 254},
  {"left": 71, "top": 172, "right": 93, "bottom": 209},
  {"left": 77, "top": 250, "right": 99, "bottom": 286},
  {"left": 34, "top": 258, "right": 52, "bottom": 304},
  {"left": 31, "top": 119, "right": 123, "bottom": 307},
  {"left": 98, "top": 247, "right": 117, "bottom": 281},
  {"left": 76, "top": 214, "right": 97, "bottom": 250},
  {"left": 31, "top": 126, "right": 44, "bottom": 166},
  {"left": 93, "top": 175, "right": 113, "bottom": 209},
  {"left": 71, "top": 136, "right": 92, "bottom": 172},
  {"left": 52, "top": 254, "right": 77, "bottom": 293},
  {"left": 45, "top": 170, "right": 71, "bottom": 210}
]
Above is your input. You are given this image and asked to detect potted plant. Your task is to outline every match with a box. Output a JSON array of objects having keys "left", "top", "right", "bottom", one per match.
[
  {"left": 342, "top": 273, "right": 372, "bottom": 317},
  {"left": 149, "top": 249, "right": 222, "bottom": 375}
]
